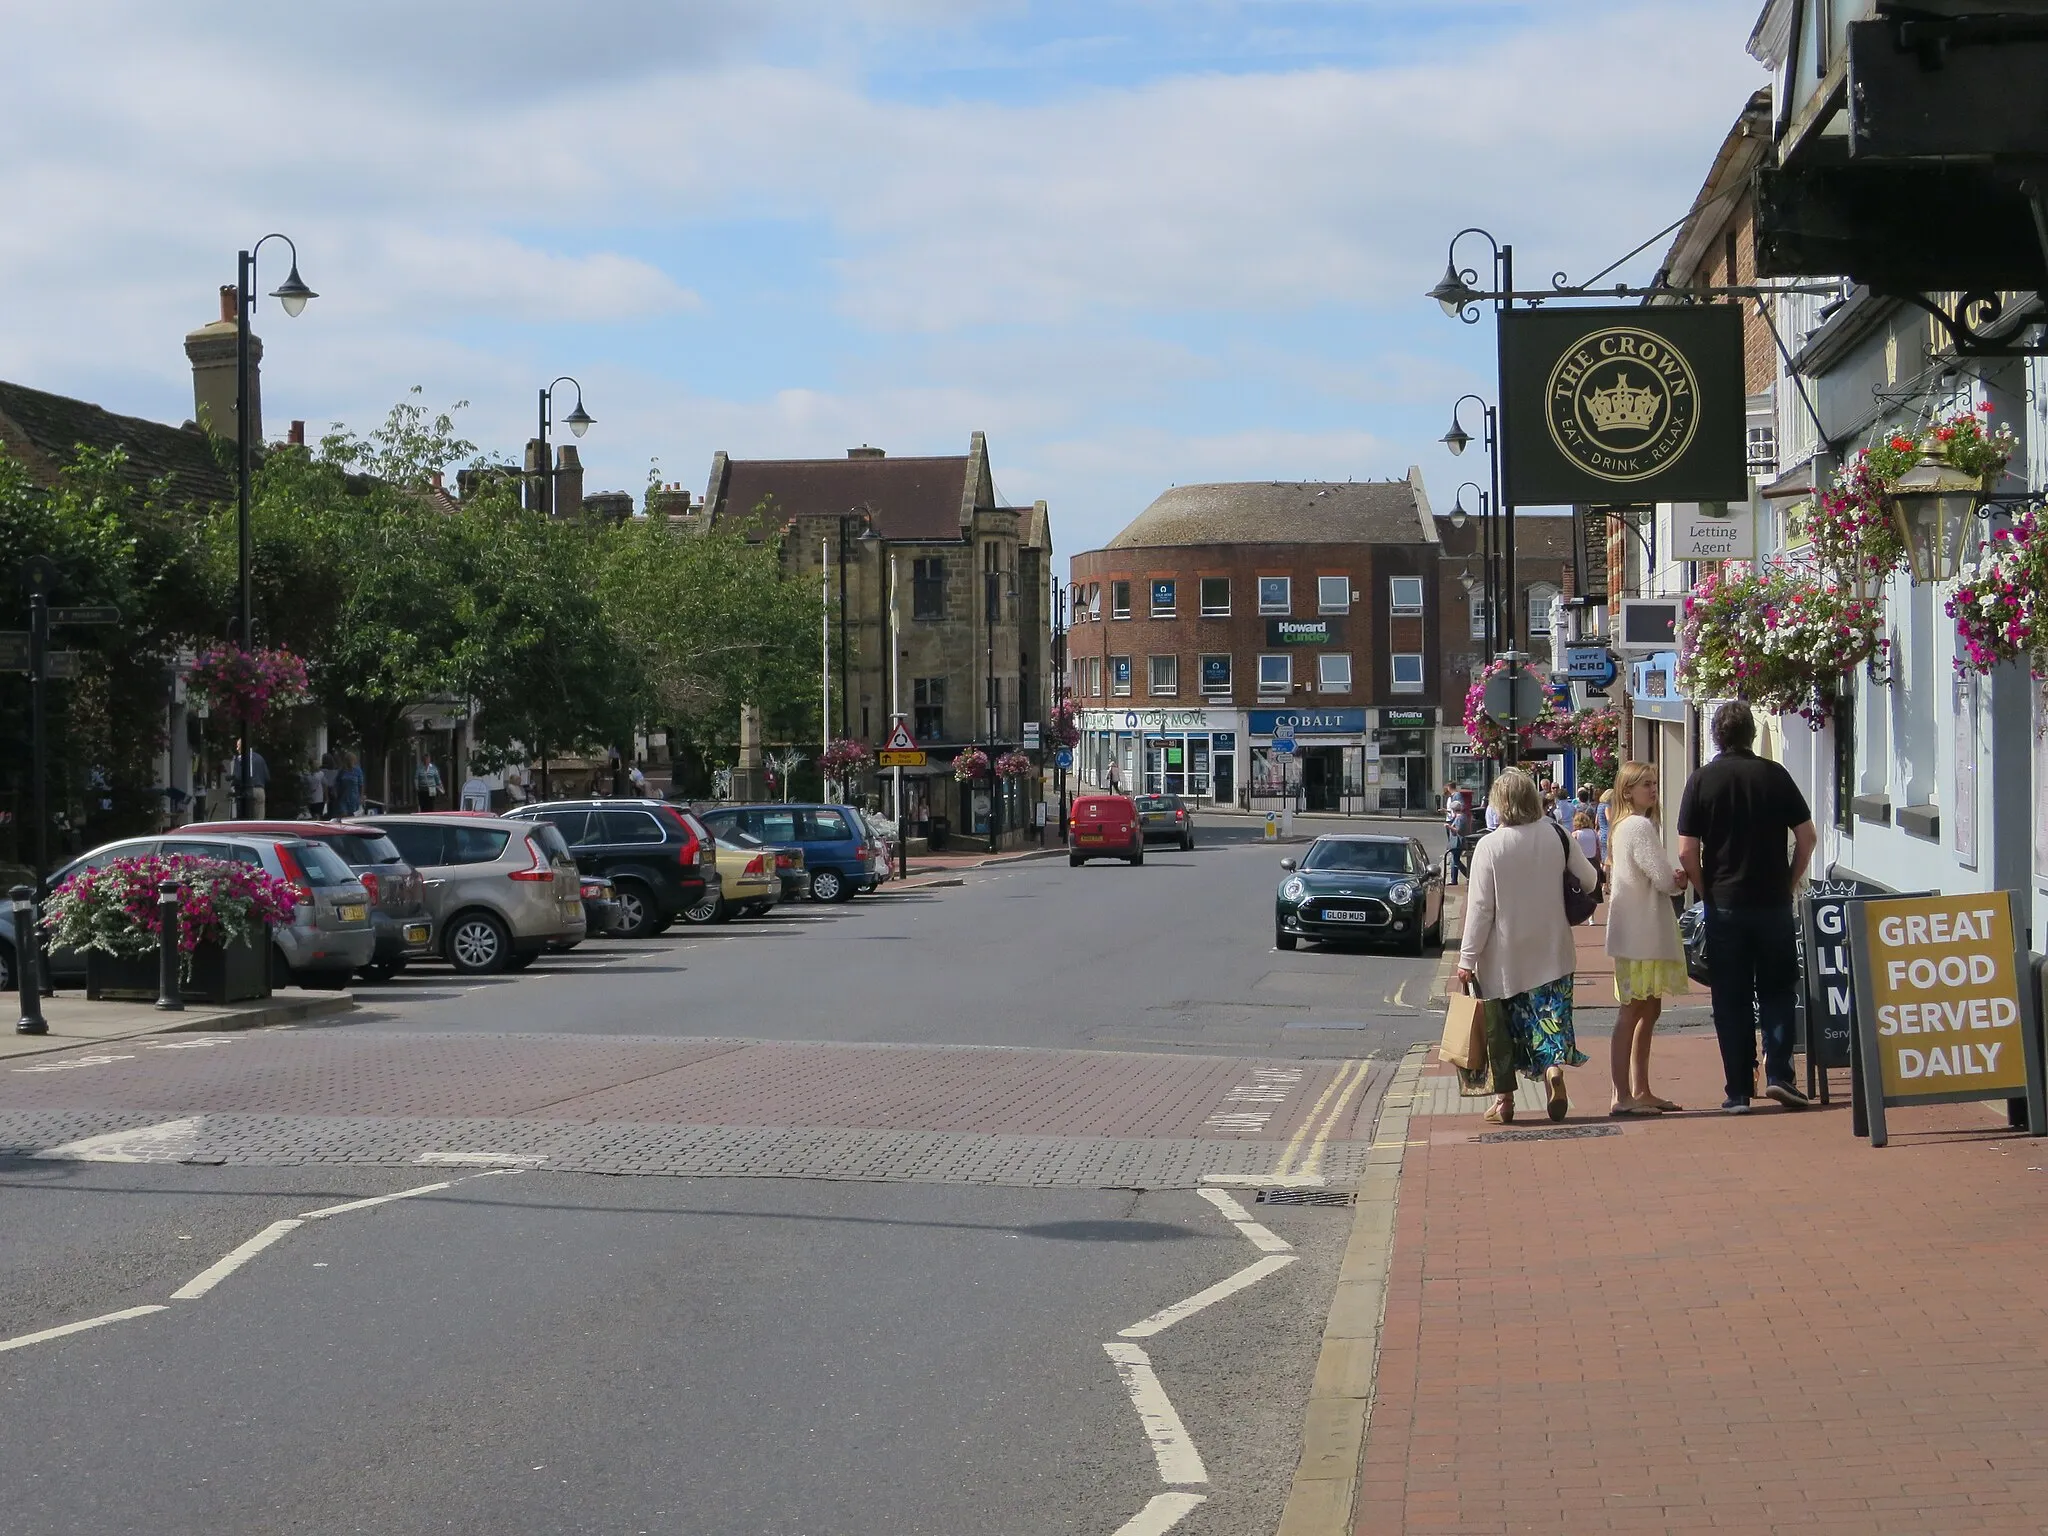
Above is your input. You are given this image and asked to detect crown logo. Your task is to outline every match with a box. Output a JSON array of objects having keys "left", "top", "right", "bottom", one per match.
[{"left": 1583, "top": 372, "right": 1662, "bottom": 434}]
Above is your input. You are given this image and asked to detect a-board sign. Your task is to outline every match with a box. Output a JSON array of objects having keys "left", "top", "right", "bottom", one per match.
[
  {"left": 1845, "top": 888, "right": 2046, "bottom": 1147},
  {"left": 1800, "top": 880, "right": 1904, "bottom": 1073}
]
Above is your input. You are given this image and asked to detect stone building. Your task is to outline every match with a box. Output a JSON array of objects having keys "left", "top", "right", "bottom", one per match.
[
  {"left": 1065, "top": 475, "right": 1441, "bottom": 813},
  {"left": 697, "top": 436, "right": 1052, "bottom": 847}
]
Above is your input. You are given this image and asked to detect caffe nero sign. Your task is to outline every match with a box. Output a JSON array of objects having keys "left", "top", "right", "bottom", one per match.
[
  {"left": 1499, "top": 305, "right": 1747, "bottom": 505},
  {"left": 1266, "top": 617, "right": 1341, "bottom": 646}
]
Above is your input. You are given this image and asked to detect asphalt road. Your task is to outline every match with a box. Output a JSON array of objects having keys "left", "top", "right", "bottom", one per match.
[{"left": 1, "top": 816, "right": 1441, "bottom": 1535}]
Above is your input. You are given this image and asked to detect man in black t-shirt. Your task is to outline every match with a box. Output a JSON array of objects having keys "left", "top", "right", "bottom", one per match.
[{"left": 1676, "top": 701, "right": 1818, "bottom": 1114}]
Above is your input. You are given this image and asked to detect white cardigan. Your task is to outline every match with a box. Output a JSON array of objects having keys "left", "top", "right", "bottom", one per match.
[
  {"left": 1603, "top": 814, "right": 1684, "bottom": 962},
  {"left": 1457, "top": 820, "right": 1599, "bottom": 999}
]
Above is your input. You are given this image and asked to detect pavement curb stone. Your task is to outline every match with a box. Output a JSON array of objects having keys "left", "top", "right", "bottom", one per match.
[
  {"left": 4, "top": 992, "right": 355, "bottom": 1060},
  {"left": 1272, "top": 1040, "right": 1425, "bottom": 1536}
]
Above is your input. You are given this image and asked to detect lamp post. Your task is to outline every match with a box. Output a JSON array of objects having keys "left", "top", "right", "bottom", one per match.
[
  {"left": 534, "top": 377, "right": 593, "bottom": 517},
  {"left": 234, "top": 234, "right": 316, "bottom": 818},
  {"left": 1051, "top": 574, "right": 1070, "bottom": 840},
  {"left": 836, "top": 512, "right": 878, "bottom": 744},
  {"left": 1448, "top": 480, "right": 1498, "bottom": 659}
]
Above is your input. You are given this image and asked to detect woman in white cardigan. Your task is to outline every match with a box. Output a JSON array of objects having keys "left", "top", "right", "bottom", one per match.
[
  {"left": 1456, "top": 768, "right": 1601, "bottom": 1124},
  {"left": 1603, "top": 760, "right": 1689, "bottom": 1114}
]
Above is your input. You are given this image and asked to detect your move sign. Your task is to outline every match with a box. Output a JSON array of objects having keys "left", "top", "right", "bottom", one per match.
[{"left": 1845, "top": 890, "right": 2046, "bottom": 1147}]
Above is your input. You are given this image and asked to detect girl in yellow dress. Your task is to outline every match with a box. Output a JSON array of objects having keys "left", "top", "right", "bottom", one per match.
[{"left": 1603, "top": 761, "right": 1689, "bottom": 1114}]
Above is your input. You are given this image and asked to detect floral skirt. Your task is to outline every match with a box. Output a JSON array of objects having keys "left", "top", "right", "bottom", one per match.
[
  {"left": 1614, "top": 957, "right": 1690, "bottom": 1004},
  {"left": 1456, "top": 975, "right": 1585, "bottom": 1094}
]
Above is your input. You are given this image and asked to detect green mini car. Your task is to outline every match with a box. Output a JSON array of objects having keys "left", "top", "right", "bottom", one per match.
[{"left": 1275, "top": 834, "right": 1444, "bottom": 955}]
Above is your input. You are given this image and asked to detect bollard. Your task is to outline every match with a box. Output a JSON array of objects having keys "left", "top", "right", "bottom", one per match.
[
  {"left": 155, "top": 879, "right": 184, "bottom": 1012},
  {"left": 11, "top": 885, "right": 46, "bottom": 1035}
]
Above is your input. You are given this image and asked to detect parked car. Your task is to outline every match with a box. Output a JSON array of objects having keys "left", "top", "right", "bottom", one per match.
[
  {"left": 208, "top": 819, "right": 434, "bottom": 981},
  {"left": 1274, "top": 834, "right": 1444, "bottom": 954},
  {"left": 357, "top": 813, "right": 586, "bottom": 974},
  {"left": 576, "top": 874, "right": 620, "bottom": 942},
  {"left": 1133, "top": 793, "right": 1196, "bottom": 850},
  {"left": 848, "top": 808, "right": 893, "bottom": 892},
  {"left": 504, "top": 799, "right": 717, "bottom": 939},
  {"left": 1068, "top": 793, "right": 1143, "bottom": 866},
  {"left": 715, "top": 825, "right": 807, "bottom": 904},
  {"left": 43, "top": 832, "right": 376, "bottom": 988},
  {"left": 697, "top": 804, "right": 880, "bottom": 903},
  {"left": 680, "top": 839, "right": 782, "bottom": 923}
]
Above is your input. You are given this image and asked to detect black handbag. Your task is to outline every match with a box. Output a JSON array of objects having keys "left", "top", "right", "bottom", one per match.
[
  {"left": 1677, "top": 902, "right": 1710, "bottom": 985},
  {"left": 1553, "top": 820, "right": 1599, "bottom": 926}
]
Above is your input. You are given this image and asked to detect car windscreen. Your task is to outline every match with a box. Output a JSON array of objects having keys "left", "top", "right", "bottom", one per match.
[
  {"left": 528, "top": 823, "right": 573, "bottom": 861},
  {"left": 322, "top": 833, "right": 404, "bottom": 866},
  {"left": 1134, "top": 796, "right": 1176, "bottom": 810},
  {"left": 1302, "top": 841, "right": 1409, "bottom": 874},
  {"left": 286, "top": 842, "right": 359, "bottom": 887}
]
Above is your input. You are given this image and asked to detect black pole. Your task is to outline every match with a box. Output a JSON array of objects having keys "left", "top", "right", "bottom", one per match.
[
  {"left": 155, "top": 879, "right": 184, "bottom": 1012},
  {"left": 235, "top": 248, "right": 254, "bottom": 820},
  {"left": 837, "top": 517, "right": 850, "bottom": 744},
  {"left": 11, "top": 886, "right": 43, "bottom": 1034},
  {"left": 1053, "top": 577, "right": 1069, "bottom": 840},
  {"left": 1495, "top": 247, "right": 1516, "bottom": 653},
  {"left": 537, "top": 386, "right": 550, "bottom": 516}
]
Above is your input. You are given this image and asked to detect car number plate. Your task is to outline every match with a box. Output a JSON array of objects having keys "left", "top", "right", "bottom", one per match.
[
  {"left": 403, "top": 924, "right": 431, "bottom": 944},
  {"left": 1321, "top": 908, "right": 1373, "bottom": 923},
  {"left": 337, "top": 903, "right": 368, "bottom": 923}
]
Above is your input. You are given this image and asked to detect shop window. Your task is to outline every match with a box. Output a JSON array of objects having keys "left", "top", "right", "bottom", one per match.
[
  {"left": 1148, "top": 654, "right": 1178, "bottom": 696},
  {"left": 1258, "top": 576, "right": 1291, "bottom": 614},
  {"left": 1111, "top": 581, "right": 1131, "bottom": 619},
  {"left": 1258, "top": 654, "right": 1291, "bottom": 692},
  {"left": 1087, "top": 583, "right": 1102, "bottom": 620},
  {"left": 1527, "top": 582, "right": 1560, "bottom": 636},
  {"left": 1319, "top": 654, "right": 1352, "bottom": 693},
  {"left": 1390, "top": 653, "right": 1425, "bottom": 694},
  {"left": 913, "top": 676, "right": 946, "bottom": 740},
  {"left": 1389, "top": 576, "right": 1424, "bottom": 617},
  {"left": 1200, "top": 654, "right": 1231, "bottom": 693},
  {"left": 1320, "top": 576, "right": 1353, "bottom": 614},
  {"left": 912, "top": 558, "right": 947, "bottom": 620},
  {"left": 1200, "top": 577, "right": 1230, "bottom": 616},
  {"left": 1150, "top": 579, "right": 1176, "bottom": 618},
  {"left": 1111, "top": 655, "right": 1132, "bottom": 697}
]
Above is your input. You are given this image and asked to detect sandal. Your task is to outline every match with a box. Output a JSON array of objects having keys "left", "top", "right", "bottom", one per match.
[
  {"left": 1641, "top": 1095, "right": 1682, "bottom": 1112},
  {"left": 1546, "top": 1068, "right": 1569, "bottom": 1123},
  {"left": 1484, "top": 1098, "right": 1514, "bottom": 1125}
]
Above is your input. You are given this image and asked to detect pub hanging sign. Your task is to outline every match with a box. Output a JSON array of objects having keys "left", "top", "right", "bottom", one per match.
[{"left": 1499, "top": 305, "right": 1748, "bottom": 505}]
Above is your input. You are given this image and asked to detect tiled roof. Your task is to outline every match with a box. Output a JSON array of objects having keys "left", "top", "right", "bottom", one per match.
[
  {"left": 0, "top": 379, "right": 235, "bottom": 506},
  {"left": 1105, "top": 479, "right": 1434, "bottom": 550},
  {"left": 709, "top": 454, "right": 978, "bottom": 542}
]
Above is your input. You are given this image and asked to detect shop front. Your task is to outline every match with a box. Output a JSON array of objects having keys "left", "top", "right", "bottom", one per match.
[
  {"left": 1248, "top": 709, "right": 1370, "bottom": 813},
  {"left": 1078, "top": 708, "right": 1238, "bottom": 804},
  {"left": 1373, "top": 708, "right": 1436, "bottom": 812}
]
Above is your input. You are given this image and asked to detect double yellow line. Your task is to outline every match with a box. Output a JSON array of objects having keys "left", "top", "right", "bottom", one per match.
[{"left": 1273, "top": 1058, "right": 1372, "bottom": 1180}]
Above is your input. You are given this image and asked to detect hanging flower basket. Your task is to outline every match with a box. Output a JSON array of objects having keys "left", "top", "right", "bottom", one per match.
[
  {"left": 1045, "top": 702, "right": 1081, "bottom": 749},
  {"left": 952, "top": 747, "right": 991, "bottom": 782},
  {"left": 1551, "top": 708, "right": 1622, "bottom": 791},
  {"left": 818, "top": 739, "right": 872, "bottom": 779},
  {"left": 1679, "top": 563, "right": 1885, "bottom": 728},
  {"left": 1948, "top": 507, "right": 2048, "bottom": 676},
  {"left": 1461, "top": 659, "right": 1565, "bottom": 759},
  {"left": 994, "top": 750, "right": 1035, "bottom": 779},
  {"left": 186, "top": 647, "right": 310, "bottom": 727}
]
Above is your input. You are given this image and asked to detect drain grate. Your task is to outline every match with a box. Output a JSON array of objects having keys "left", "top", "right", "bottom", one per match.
[
  {"left": 1254, "top": 1188, "right": 1358, "bottom": 1207},
  {"left": 1473, "top": 1125, "right": 1621, "bottom": 1144}
]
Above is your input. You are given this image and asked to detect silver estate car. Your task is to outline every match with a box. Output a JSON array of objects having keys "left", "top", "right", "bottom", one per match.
[
  {"left": 46, "top": 831, "right": 377, "bottom": 988},
  {"left": 360, "top": 813, "right": 585, "bottom": 975}
]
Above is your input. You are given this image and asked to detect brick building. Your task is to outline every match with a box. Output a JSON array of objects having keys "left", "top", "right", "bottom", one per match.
[
  {"left": 697, "top": 436, "right": 1052, "bottom": 846},
  {"left": 1065, "top": 475, "right": 1441, "bottom": 813}
]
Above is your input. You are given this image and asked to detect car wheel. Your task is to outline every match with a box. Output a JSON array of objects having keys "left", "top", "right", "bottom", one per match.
[
  {"left": 1276, "top": 929, "right": 1298, "bottom": 951},
  {"left": 680, "top": 890, "right": 725, "bottom": 925},
  {"left": 1129, "top": 847, "right": 1144, "bottom": 866},
  {"left": 810, "top": 868, "right": 846, "bottom": 903},
  {"left": 0, "top": 941, "right": 13, "bottom": 992},
  {"left": 1409, "top": 923, "right": 1427, "bottom": 957},
  {"left": 611, "top": 881, "right": 662, "bottom": 939},
  {"left": 445, "top": 911, "right": 512, "bottom": 975},
  {"left": 505, "top": 951, "right": 538, "bottom": 971},
  {"left": 358, "top": 961, "right": 404, "bottom": 984},
  {"left": 1069, "top": 854, "right": 1084, "bottom": 867}
]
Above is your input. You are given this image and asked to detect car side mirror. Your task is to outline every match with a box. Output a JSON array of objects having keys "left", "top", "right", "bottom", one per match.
[{"left": 1279, "top": 857, "right": 1297, "bottom": 871}]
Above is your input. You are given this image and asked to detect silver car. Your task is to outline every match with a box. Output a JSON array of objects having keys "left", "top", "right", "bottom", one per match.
[
  {"left": 359, "top": 814, "right": 585, "bottom": 975},
  {"left": 46, "top": 831, "right": 376, "bottom": 988}
]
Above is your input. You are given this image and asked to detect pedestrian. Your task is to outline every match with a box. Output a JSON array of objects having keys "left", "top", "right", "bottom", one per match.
[
  {"left": 300, "top": 757, "right": 326, "bottom": 820},
  {"left": 243, "top": 742, "right": 269, "bottom": 818},
  {"left": 1455, "top": 767, "right": 1600, "bottom": 1125},
  {"left": 319, "top": 751, "right": 339, "bottom": 820},
  {"left": 1443, "top": 788, "right": 1470, "bottom": 886},
  {"left": 1602, "top": 761, "right": 1688, "bottom": 1116},
  {"left": 1571, "top": 809, "right": 1602, "bottom": 868},
  {"left": 628, "top": 761, "right": 649, "bottom": 796},
  {"left": 334, "top": 750, "right": 364, "bottom": 818},
  {"left": 415, "top": 754, "right": 443, "bottom": 812},
  {"left": 1106, "top": 759, "right": 1122, "bottom": 794},
  {"left": 1677, "top": 700, "right": 1818, "bottom": 1114},
  {"left": 1596, "top": 786, "right": 1615, "bottom": 864}
]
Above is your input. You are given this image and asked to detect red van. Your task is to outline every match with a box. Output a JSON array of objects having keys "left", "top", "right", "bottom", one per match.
[{"left": 1069, "top": 793, "right": 1144, "bottom": 867}]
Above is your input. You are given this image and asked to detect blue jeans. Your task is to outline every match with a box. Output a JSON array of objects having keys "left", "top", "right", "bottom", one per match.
[{"left": 1704, "top": 904, "right": 1799, "bottom": 1101}]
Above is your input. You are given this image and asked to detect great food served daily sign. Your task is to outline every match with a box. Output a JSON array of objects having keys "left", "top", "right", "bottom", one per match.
[{"left": 1845, "top": 890, "right": 2045, "bottom": 1147}]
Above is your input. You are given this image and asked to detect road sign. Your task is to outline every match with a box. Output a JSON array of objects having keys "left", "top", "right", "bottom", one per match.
[
  {"left": 48, "top": 605, "right": 119, "bottom": 625},
  {"left": 882, "top": 719, "right": 919, "bottom": 752},
  {"left": 1022, "top": 721, "right": 1041, "bottom": 748},
  {"left": 1272, "top": 719, "right": 1296, "bottom": 743},
  {"left": 879, "top": 750, "right": 926, "bottom": 768},
  {"left": 0, "top": 635, "right": 79, "bottom": 677},
  {"left": 1271, "top": 737, "right": 1297, "bottom": 757},
  {"left": 1482, "top": 666, "right": 1550, "bottom": 724},
  {"left": 1055, "top": 748, "right": 1074, "bottom": 770}
]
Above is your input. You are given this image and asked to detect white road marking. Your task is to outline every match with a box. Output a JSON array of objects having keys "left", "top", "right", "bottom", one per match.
[
  {"left": 1195, "top": 1187, "right": 1293, "bottom": 1254},
  {"left": 1102, "top": 1342, "right": 1208, "bottom": 1485},
  {"left": 1201, "top": 1112, "right": 1270, "bottom": 1130},
  {"left": 300, "top": 1167, "right": 514, "bottom": 1220},
  {"left": 143, "top": 1037, "right": 238, "bottom": 1050},
  {"left": 12, "top": 1053, "right": 136, "bottom": 1073},
  {"left": 36, "top": 1116, "right": 205, "bottom": 1163},
  {"left": 170, "top": 1219, "right": 302, "bottom": 1300},
  {"left": 1118, "top": 1255, "right": 1298, "bottom": 1338},
  {"left": 1110, "top": 1491, "right": 1208, "bottom": 1535},
  {"left": 1198, "top": 1174, "right": 1326, "bottom": 1188},
  {"left": 414, "top": 1150, "right": 547, "bottom": 1167},
  {"left": 0, "top": 1305, "right": 166, "bottom": 1355}
]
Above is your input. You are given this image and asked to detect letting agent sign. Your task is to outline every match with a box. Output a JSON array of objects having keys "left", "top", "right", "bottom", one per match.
[{"left": 1845, "top": 890, "right": 2046, "bottom": 1147}]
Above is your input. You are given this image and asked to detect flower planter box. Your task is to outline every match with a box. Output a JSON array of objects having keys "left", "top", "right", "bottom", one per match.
[{"left": 85, "top": 936, "right": 271, "bottom": 1005}]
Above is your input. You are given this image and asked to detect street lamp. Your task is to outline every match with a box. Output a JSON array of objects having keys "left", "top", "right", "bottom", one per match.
[
  {"left": 535, "top": 377, "right": 593, "bottom": 516},
  {"left": 235, "top": 233, "right": 316, "bottom": 818},
  {"left": 1424, "top": 227, "right": 1511, "bottom": 326},
  {"left": 836, "top": 511, "right": 878, "bottom": 745},
  {"left": 1888, "top": 461, "right": 1984, "bottom": 585},
  {"left": 1444, "top": 396, "right": 1511, "bottom": 650},
  {"left": 1450, "top": 480, "right": 1498, "bottom": 659}
]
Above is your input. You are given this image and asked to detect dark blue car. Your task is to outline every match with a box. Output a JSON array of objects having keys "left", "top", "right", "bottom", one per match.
[{"left": 698, "top": 804, "right": 884, "bottom": 903}]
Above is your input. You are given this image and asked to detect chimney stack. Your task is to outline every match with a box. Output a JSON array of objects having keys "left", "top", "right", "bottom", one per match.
[
  {"left": 847, "top": 445, "right": 885, "bottom": 459},
  {"left": 554, "top": 444, "right": 584, "bottom": 517},
  {"left": 287, "top": 420, "right": 305, "bottom": 447},
  {"left": 184, "top": 284, "right": 259, "bottom": 441}
]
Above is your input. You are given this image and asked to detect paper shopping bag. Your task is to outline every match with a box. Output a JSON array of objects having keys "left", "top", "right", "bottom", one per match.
[{"left": 1440, "top": 988, "right": 1487, "bottom": 1071}]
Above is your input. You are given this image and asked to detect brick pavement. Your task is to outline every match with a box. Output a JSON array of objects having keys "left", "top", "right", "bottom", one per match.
[{"left": 1352, "top": 1032, "right": 2048, "bottom": 1534}]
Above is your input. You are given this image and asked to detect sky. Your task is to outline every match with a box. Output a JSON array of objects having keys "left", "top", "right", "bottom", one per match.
[{"left": 0, "top": 0, "right": 1769, "bottom": 561}]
